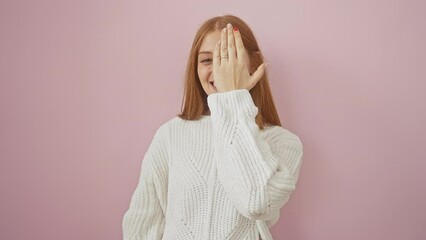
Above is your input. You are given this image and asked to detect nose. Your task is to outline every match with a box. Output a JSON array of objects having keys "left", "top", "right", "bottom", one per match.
[{"left": 208, "top": 65, "right": 213, "bottom": 75}]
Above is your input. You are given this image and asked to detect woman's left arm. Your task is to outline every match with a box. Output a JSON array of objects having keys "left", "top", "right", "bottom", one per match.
[{"left": 208, "top": 89, "right": 303, "bottom": 221}]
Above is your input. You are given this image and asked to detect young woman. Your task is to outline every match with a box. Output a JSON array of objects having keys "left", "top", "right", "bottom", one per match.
[{"left": 122, "top": 15, "right": 303, "bottom": 240}]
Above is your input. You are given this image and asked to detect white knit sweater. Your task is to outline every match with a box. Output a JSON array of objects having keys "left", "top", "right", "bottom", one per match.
[{"left": 122, "top": 89, "right": 303, "bottom": 240}]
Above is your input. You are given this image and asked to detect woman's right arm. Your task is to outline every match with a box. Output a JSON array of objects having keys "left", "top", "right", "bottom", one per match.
[{"left": 122, "top": 125, "right": 169, "bottom": 240}]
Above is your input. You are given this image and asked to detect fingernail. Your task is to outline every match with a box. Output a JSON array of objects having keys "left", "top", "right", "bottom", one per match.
[
  {"left": 233, "top": 27, "right": 238, "bottom": 32},
  {"left": 227, "top": 23, "right": 232, "bottom": 29}
]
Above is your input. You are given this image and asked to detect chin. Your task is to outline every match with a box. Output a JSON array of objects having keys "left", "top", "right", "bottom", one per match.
[
  {"left": 203, "top": 83, "right": 217, "bottom": 95},
  {"left": 209, "top": 88, "right": 217, "bottom": 95}
]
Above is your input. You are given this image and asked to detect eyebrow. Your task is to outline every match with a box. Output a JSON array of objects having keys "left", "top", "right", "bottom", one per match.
[{"left": 198, "top": 51, "right": 212, "bottom": 55}]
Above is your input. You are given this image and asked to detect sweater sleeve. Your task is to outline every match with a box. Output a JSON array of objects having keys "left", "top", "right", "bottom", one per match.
[
  {"left": 207, "top": 89, "right": 303, "bottom": 221},
  {"left": 122, "top": 125, "right": 169, "bottom": 240}
]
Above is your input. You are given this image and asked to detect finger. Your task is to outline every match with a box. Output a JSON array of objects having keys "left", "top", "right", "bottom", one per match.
[
  {"left": 248, "top": 63, "right": 266, "bottom": 89},
  {"left": 226, "top": 23, "right": 236, "bottom": 62},
  {"left": 233, "top": 26, "right": 245, "bottom": 61},
  {"left": 220, "top": 27, "right": 228, "bottom": 61},
  {"left": 213, "top": 40, "right": 221, "bottom": 67}
]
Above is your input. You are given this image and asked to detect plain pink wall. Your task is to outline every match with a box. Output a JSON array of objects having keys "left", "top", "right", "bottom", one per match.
[{"left": 1, "top": 0, "right": 425, "bottom": 239}]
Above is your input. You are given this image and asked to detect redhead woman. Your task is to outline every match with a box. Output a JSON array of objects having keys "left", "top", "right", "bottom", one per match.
[{"left": 122, "top": 14, "right": 303, "bottom": 240}]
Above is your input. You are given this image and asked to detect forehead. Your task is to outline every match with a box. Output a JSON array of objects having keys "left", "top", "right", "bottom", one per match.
[{"left": 199, "top": 30, "right": 221, "bottom": 53}]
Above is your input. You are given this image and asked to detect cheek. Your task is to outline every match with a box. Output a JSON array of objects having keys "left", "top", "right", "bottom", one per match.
[
  {"left": 197, "top": 66, "right": 209, "bottom": 80},
  {"left": 197, "top": 65, "right": 203, "bottom": 79}
]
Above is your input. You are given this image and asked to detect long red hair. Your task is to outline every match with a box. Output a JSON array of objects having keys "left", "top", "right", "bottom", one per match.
[{"left": 178, "top": 15, "right": 281, "bottom": 129}]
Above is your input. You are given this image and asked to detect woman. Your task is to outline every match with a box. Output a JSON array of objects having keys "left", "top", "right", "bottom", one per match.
[{"left": 122, "top": 15, "right": 303, "bottom": 240}]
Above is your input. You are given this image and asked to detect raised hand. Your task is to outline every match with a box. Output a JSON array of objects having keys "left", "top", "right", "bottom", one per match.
[{"left": 212, "top": 23, "right": 267, "bottom": 93}]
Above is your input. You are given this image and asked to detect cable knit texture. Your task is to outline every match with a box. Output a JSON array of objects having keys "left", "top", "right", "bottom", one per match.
[{"left": 122, "top": 89, "right": 303, "bottom": 240}]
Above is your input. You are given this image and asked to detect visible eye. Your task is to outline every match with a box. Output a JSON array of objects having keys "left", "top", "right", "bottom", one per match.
[{"left": 201, "top": 59, "right": 212, "bottom": 64}]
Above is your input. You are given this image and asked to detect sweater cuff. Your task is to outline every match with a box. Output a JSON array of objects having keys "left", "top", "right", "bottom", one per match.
[{"left": 207, "top": 89, "right": 258, "bottom": 119}]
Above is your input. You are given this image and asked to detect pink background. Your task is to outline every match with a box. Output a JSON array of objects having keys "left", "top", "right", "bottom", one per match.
[{"left": 1, "top": 0, "right": 425, "bottom": 239}]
